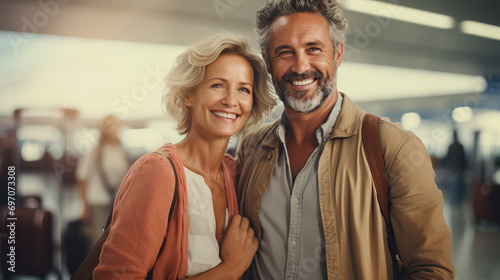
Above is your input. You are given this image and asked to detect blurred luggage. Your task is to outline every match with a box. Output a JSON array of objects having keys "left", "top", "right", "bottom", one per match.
[
  {"left": 471, "top": 182, "right": 500, "bottom": 223},
  {"left": 471, "top": 131, "right": 500, "bottom": 224},
  {"left": 64, "top": 220, "right": 90, "bottom": 275},
  {"left": 0, "top": 203, "right": 53, "bottom": 278}
]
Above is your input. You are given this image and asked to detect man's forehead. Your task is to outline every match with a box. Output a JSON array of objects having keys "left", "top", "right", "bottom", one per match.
[{"left": 269, "top": 13, "right": 331, "bottom": 46}]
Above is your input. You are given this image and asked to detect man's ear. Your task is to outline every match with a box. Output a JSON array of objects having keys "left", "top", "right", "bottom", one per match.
[{"left": 335, "top": 43, "right": 344, "bottom": 68}]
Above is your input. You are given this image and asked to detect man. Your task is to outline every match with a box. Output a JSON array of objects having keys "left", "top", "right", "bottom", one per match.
[{"left": 236, "top": 0, "right": 455, "bottom": 279}]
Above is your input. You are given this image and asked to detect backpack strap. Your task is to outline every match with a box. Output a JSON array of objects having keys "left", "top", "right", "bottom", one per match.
[
  {"left": 362, "top": 113, "right": 409, "bottom": 280},
  {"left": 362, "top": 114, "right": 391, "bottom": 224}
]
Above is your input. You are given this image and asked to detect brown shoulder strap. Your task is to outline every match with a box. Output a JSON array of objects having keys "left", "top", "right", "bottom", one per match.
[
  {"left": 362, "top": 113, "right": 410, "bottom": 280},
  {"left": 361, "top": 113, "right": 390, "bottom": 227},
  {"left": 361, "top": 114, "right": 410, "bottom": 280}
]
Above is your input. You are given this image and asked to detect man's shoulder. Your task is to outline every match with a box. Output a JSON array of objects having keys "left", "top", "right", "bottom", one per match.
[
  {"left": 242, "top": 118, "right": 281, "bottom": 144},
  {"left": 378, "top": 116, "right": 417, "bottom": 142},
  {"left": 376, "top": 115, "right": 427, "bottom": 160}
]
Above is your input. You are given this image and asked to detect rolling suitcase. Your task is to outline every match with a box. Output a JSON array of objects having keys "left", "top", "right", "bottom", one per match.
[
  {"left": 0, "top": 205, "right": 53, "bottom": 278},
  {"left": 64, "top": 220, "right": 90, "bottom": 275},
  {"left": 471, "top": 182, "right": 500, "bottom": 223},
  {"left": 471, "top": 131, "right": 500, "bottom": 223}
]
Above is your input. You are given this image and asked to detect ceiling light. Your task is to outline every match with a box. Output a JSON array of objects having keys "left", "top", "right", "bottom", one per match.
[
  {"left": 339, "top": 62, "right": 486, "bottom": 101},
  {"left": 452, "top": 106, "right": 473, "bottom": 123},
  {"left": 401, "top": 112, "right": 421, "bottom": 129},
  {"left": 343, "top": 0, "right": 455, "bottom": 29},
  {"left": 460, "top": 20, "right": 500, "bottom": 41}
]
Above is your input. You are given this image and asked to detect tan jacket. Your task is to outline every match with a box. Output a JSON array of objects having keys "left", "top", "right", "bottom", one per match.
[{"left": 236, "top": 94, "right": 454, "bottom": 280}]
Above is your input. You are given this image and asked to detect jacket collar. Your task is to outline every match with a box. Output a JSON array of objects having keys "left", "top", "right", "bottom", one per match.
[
  {"left": 328, "top": 93, "right": 361, "bottom": 140},
  {"left": 260, "top": 118, "right": 281, "bottom": 148}
]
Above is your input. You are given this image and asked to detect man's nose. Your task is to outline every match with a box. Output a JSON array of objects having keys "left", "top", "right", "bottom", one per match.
[{"left": 291, "top": 52, "right": 309, "bottom": 74}]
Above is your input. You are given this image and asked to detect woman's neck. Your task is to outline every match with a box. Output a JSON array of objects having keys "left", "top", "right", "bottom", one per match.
[{"left": 175, "top": 133, "right": 229, "bottom": 181}]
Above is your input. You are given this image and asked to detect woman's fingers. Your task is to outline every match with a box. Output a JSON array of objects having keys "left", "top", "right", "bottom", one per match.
[
  {"left": 230, "top": 214, "right": 242, "bottom": 228},
  {"left": 220, "top": 214, "right": 259, "bottom": 274}
]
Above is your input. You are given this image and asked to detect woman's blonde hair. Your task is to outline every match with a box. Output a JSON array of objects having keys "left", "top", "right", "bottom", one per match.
[{"left": 163, "top": 33, "right": 276, "bottom": 136}]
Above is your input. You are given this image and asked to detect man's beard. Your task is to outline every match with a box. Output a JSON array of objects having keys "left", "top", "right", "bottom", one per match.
[{"left": 274, "top": 66, "right": 337, "bottom": 114}]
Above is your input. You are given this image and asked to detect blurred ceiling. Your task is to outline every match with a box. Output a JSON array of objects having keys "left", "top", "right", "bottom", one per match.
[
  {"left": 2, "top": 0, "right": 500, "bottom": 75},
  {"left": 0, "top": 0, "right": 499, "bottom": 122}
]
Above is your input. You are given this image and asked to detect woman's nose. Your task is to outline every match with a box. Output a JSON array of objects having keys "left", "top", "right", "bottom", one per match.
[{"left": 221, "top": 89, "right": 238, "bottom": 107}]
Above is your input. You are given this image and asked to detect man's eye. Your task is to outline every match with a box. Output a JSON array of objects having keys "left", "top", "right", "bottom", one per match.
[
  {"left": 309, "top": 47, "right": 321, "bottom": 53},
  {"left": 279, "top": 50, "right": 293, "bottom": 58}
]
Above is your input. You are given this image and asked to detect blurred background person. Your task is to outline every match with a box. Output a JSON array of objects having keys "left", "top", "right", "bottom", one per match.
[
  {"left": 444, "top": 129, "right": 468, "bottom": 204},
  {"left": 76, "top": 114, "right": 129, "bottom": 245}
]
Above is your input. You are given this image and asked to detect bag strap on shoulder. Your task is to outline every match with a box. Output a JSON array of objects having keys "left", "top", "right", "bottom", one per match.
[
  {"left": 362, "top": 114, "right": 391, "bottom": 227},
  {"left": 362, "top": 113, "right": 409, "bottom": 280}
]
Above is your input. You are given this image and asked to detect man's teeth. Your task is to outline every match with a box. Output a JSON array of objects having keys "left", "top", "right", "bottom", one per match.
[
  {"left": 212, "top": 111, "right": 237, "bottom": 119},
  {"left": 292, "top": 79, "right": 314, "bottom": 86}
]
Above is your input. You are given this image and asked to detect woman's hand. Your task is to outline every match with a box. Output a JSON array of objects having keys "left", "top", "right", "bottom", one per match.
[{"left": 219, "top": 214, "right": 258, "bottom": 278}]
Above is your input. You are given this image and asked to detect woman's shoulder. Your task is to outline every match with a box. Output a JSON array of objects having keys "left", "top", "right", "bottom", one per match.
[
  {"left": 131, "top": 143, "right": 180, "bottom": 167},
  {"left": 122, "top": 144, "right": 180, "bottom": 184},
  {"left": 115, "top": 145, "right": 180, "bottom": 201}
]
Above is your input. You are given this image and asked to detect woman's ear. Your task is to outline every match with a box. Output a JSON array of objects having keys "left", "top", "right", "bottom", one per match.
[{"left": 182, "top": 94, "right": 193, "bottom": 107}]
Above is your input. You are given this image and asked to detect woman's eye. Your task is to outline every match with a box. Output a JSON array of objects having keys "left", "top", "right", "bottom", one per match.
[
  {"left": 211, "top": 83, "right": 223, "bottom": 88},
  {"left": 240, "top": 87, "right": 251, "bottom": 94}
]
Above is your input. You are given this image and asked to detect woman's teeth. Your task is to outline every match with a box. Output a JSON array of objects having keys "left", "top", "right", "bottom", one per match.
[{"left": 212, "top": 111, "right": 237, "bottom": 119}]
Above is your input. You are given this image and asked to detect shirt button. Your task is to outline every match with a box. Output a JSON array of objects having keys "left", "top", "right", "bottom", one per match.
[
  {"left": 291, "top": 240, "right": 297, "bottom": 246},
  {"left": 293, "top": 198, "right": 299, "bottom": 204}
]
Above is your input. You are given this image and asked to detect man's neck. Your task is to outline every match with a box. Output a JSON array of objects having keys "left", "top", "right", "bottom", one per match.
[{"left": 284, "top": 91, "right": 338, "bottom": 146}]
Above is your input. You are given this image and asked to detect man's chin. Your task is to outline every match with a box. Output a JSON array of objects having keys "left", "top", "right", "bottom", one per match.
[
  {"left": 283, "top": 94, "right": 323, "bottom": 114},
  {"left": 286, "top": 86, "right": 318, "bottom": 99}
]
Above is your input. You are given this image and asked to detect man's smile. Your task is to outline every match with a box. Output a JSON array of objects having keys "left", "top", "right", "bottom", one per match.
[{"left": 290, "top": 78, "right": 315, "bottom": 86}]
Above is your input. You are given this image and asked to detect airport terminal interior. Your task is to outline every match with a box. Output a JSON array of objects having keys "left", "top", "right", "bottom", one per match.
[{"left": 1, "top": 0, "right": 500, "bottom": 279}]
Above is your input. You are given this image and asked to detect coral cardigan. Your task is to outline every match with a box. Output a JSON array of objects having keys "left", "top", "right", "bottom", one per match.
[{"left": 94, "top": 143, "right": 239, "bottom": 280}]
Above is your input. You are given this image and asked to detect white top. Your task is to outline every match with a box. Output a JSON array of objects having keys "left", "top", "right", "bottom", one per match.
[
  {"left": 76, "top": 144, "right": 129, "bottom": 205},
  {"left": 184, "top": 167, "right": 228, "bottom": 277}
]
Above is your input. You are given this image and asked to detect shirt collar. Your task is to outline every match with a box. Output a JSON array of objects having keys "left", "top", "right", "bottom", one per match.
[{"left": 277, "top": 93, "right": 344, "bottom": 146}]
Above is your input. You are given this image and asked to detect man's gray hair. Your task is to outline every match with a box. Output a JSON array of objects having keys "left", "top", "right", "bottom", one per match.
[{"left": 255, "top": 0, "right": 350, "bottom": 64}]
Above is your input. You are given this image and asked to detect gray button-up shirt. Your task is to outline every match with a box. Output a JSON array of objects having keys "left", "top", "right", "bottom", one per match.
[{"left": 250, "top": 94, "right": 343, "bottom": 280}]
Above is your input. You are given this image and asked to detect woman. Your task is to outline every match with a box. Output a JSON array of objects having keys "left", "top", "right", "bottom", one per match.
[
  {"left": 76, "top": 114, "right": 129, "bottom": 246},
  {"left": 93, "top": 33, "right": 276, "bottom": 279}
]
